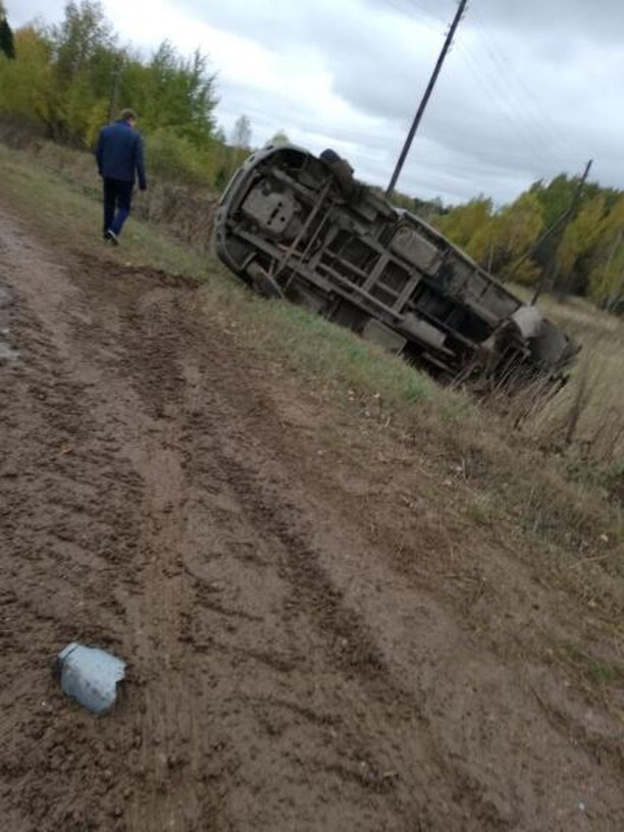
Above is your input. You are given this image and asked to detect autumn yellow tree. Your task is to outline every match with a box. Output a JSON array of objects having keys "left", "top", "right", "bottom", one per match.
[
  {"left": 0, "top": 27, "right": 55, "bottom": 124},
  {"left": 586, "top": 195, "right": 624, "bottom": 305},
  {"left": 556, "top": 195, "right": 608, "bottom": 295},
  {"left": 489, "top": 192, "right": 544, "bottom": 283},
  {"left": 434, "top": 197, "right": 493, "bottom": 250}
]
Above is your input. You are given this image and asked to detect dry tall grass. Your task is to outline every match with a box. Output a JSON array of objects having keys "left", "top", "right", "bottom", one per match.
[{"left": 515, "top": 296, "right": 624, "bottom": 476}]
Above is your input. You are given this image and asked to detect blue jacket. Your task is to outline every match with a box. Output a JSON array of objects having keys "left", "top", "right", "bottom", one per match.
[{"left": 95, "top": 120, "right": 147, "bottom": 189}]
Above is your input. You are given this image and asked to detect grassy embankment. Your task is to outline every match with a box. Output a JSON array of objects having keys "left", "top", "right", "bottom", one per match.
[{"left": 2, "top": 140, "right": 623, "bottom": 627}]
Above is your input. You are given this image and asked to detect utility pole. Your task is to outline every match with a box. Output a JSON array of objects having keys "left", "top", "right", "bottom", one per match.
[
  {"left": 385, "top": 0, "right": 468, "bottom": 198},
  {"left": 531, "top": 159, "right": 593, "bottom": 305}
]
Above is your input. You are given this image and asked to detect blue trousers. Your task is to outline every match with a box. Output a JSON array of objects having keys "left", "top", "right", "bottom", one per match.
[{"left": 103, "top": 178, "right": 133, "bottom": 237}]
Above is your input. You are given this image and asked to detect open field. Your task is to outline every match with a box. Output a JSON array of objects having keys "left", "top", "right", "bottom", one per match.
[{"left": 1, "top": 142, "right": 624, "bottom": 831}]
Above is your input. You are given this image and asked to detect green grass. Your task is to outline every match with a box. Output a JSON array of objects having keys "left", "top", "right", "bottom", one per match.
[
  {"left": 555, "top": 641, "right": 624, "bottom": 687},
  {"left": 229, "top": 301, "right": 433, "bottom": 406},
  {"left": 1, "top": 145, "right": 214, "bottom": 282}
]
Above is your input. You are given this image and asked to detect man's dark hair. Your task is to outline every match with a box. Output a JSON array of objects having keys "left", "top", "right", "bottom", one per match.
[{"left": 119, "top": 108, "right": 137, "bottom": 122}]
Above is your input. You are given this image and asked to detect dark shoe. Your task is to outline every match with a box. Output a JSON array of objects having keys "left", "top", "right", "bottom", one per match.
[{"left": 105, "top": 230, "right": 120, "bottom": 246}]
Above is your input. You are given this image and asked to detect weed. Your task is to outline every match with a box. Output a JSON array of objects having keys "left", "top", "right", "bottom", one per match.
[
  {"left": 465, "top": 494, "right": 496, "bottom": 527},
  {"left": 558, "top": 643, "right": 624, "bottom": 686}
]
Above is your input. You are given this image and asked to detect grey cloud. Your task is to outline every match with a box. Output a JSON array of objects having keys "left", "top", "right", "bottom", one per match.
[
  {"left": 475, "top": 0, "right": 624, "bottom": 44},
  {"left": 377, "top": 0, "right": 624, "bottom": 44},
  {"left": 193, "top": 0, "right": 624, "bottom": 202},
  {"left": 11, "top": 0, "right": 64, "bottom": 27},
  {"left": 10, "top": 0, "right": 624, "bottom": 205}
]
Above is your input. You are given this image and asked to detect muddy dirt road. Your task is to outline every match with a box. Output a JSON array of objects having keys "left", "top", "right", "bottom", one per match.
[{"left": 1, "top": 204, "right": 623, "bottom": 831}]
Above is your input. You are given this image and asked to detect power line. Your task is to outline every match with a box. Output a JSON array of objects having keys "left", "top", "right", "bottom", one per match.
[
  {"left": 468, "top": 5, "right": 584, "bottom": 165},
  {"left": 399, "top": 0, "right": 453, "bottom": 24},
  {"left": 374, "top": 0, "right": 590, "bottom": 200},
  {"left": 373, "top": 0, "right": 555, "bottom": 172},
  {"left": 455, "top": 39, "right": 556, "bottom": 173},
  {"left": 374, "top": 0, "right": 446, "bottom": 34}
]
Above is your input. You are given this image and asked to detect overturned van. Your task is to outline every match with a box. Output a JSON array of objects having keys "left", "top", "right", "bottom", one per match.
[{"left": 215, "top": 143, "right": 578, "bottom": 387}]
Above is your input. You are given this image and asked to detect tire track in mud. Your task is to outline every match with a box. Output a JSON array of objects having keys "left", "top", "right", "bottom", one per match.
[
  {"left": 109, "top": 282, "right": 529, "bottom": 831},
  {"left": 6, "top": 249, "right": 404, "bottom": 830},
  {"left": 52, "top": 253, "right": 505, "bottom": 831},
  {"left": 169, "top": 363, "right": 524, "bottom": 832},
  {"left": 2, "top": 207, "right": 624, "bottom": 831},
  {"left": 0, "top": 244, "right": 148, "bottom": 831},
  {"left": 101, "top": 274, "right": 417, "bottom": 831},
  {"left": 95, "top": 259, "right": 624, "bottom": 831}
]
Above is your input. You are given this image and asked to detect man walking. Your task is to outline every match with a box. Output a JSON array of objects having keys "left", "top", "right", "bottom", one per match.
[{"left": 95, "top": 109, "right": 147, "bottom": 245}]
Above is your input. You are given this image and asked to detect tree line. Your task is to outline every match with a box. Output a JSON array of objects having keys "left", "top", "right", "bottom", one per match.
[
  {"left": 389, "top": 175, "right": 624, "bottom": 309},
  {"left": 1, "top": 1, "right": 623, "bottom": 309},
  {"left": 0, "top": 1, "right": 256, "bottom": 186},
  {"left": 430, "top": 177, "right": 624, "bottom": 308}
]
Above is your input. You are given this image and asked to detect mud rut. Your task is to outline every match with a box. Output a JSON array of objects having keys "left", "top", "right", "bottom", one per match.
[{"left": 1, "top": 206, "right": 623, "bottom": 832}]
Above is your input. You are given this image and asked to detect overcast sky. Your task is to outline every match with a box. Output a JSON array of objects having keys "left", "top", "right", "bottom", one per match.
[{"left": 10, "top": 0, "right": 624, "bottom": 205}]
